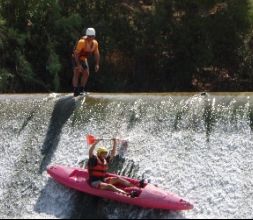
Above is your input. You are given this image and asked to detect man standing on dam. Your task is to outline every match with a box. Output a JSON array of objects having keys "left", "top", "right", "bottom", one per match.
[{"left": 72, "top": 27, "right": 100, "bottom": 97}]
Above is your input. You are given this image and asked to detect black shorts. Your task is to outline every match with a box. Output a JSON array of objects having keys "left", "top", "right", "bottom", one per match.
[
  {"left": 72, "top": 57, "right": 89, "bottom": 70},
  {"left": 89, "top": 177, "right": 113, "bottom": 188}
]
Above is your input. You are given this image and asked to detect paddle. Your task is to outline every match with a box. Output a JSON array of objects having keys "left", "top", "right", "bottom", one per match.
[
  {"left": 86, "top": 134, "right": 128, "bottom": 158},
  {"left": 86, "top": 134, "right": 127, "bottom": 144}
]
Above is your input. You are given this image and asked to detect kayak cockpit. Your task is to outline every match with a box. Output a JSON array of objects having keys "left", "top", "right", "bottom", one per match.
[{"left": 68, "top": 169, "right": 88, "bottom": 183}]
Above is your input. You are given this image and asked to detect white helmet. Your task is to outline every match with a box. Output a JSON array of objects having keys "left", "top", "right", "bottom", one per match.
[{"left": 86, "top": 27, "right": 96, "bottom": 36}]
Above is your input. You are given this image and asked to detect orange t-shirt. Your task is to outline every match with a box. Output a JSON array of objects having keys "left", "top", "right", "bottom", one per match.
[{"left": 74, "top": 36, "right": 99, "bottom": 61}]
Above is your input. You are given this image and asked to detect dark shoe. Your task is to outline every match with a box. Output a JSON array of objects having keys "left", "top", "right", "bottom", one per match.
[
  {"left": 74, "top": 91, "right": 80, "bottom": 97},
  {"left": 79, "top": 86, "right": 85, "bottom": 95},
  {"left": 139, "top": 179, "right": 146, "bottom": 188},
  {"left": 73, "top": 87, "right": 80, "bottom": 97},
  {"left": 130, "top": 190, "right": 139, "bottom": 198}
]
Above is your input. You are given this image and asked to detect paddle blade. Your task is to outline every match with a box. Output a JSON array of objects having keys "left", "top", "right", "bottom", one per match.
[{"left": 86, "top": 135, "right": 96, "bottom": 145}]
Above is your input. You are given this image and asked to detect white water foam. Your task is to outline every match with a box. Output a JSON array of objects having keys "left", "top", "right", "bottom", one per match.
[{"left": 0, "top": 94, "right": 253, "bottom": 219}]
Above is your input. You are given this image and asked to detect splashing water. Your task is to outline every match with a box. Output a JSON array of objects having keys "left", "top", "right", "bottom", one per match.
[{"left": 0, "top": 93, "right": 252, "bottom": 219}]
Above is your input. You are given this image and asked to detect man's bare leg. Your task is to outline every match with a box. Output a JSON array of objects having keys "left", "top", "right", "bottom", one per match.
[
  {"left": 73, "top": 68, "right": 81, "bottom": 96},
  {"left": 100, "top": 183, "right": 129, "bottom": 196},
  {"left": 80, "top": 69, "right": 89, "bottom": 94}
]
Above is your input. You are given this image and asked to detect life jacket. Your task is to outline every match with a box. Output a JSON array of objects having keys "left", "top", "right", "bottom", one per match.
[
  {"left": 73, "top": 36, "right": 96, "bottom": 60},
  {"left": 88, "top": 156, "right": 108, "bottom": 178}
]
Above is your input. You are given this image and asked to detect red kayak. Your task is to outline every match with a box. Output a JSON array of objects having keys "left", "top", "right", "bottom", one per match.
[{"left": 47, "top": 165, "right": 193, "bottom": 211}]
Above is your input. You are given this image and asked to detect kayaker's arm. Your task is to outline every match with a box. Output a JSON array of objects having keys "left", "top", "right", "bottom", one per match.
[
  {"left": 94, "top": 48, "right": 100, "bottom": 72},
  {"left": 89, "top": 139, "right": 100, "bottom": 158},
  {"left": 110, "top": 139, "right": 117, "bottom": 158},
  {"left": 74, "top": 50, "right": 83, "bottom": 73}
]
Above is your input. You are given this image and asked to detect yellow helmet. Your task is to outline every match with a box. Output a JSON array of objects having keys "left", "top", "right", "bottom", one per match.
[{"left": 97, "top": 147, "right": 108, "bottom": 155}]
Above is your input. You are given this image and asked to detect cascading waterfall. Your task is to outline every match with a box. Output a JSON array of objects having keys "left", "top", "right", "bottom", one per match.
[{"left": 0, "top": 93, "right": 252, "bottom": 219}]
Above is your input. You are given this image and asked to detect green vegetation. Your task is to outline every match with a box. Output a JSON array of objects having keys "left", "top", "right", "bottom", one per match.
[{"left": 1, "top": 0, "right": 253, "bottom": 93}]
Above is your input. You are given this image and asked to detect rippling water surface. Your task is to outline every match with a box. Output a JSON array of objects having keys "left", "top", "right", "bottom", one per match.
[{"left": 0, "top": 93, "right": 252, "bottom": 219}]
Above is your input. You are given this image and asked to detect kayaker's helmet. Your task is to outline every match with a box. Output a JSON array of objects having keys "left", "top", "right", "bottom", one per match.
[
  {"left": 86, "top": 27, "right": 96, "bottom": 37},
  {"left": 97, "top": 147, "right": 108, "bottom": 156}
]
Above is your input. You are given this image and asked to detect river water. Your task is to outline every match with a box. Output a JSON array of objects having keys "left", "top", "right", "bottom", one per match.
[{"left": 0, "top": 93, "right": 252, "bottom": 219}]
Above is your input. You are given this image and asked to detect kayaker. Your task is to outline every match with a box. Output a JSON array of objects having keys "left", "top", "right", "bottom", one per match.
[
  {"left": 72, "top": 27, "right": 100, "bottom": 97},
  {"left": 88, "top": 139, "right": 137, "bottom": 196}
]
